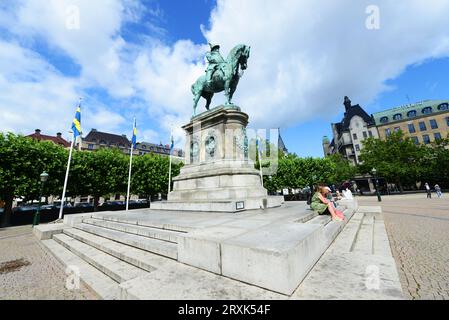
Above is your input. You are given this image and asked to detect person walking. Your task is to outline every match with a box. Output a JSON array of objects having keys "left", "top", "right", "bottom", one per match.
[
  {"left": 425, "top": 182, "right": 432, "bottom": 199},
  {"left": 435, "top": 184, "right": 442, "bottom": 198}
]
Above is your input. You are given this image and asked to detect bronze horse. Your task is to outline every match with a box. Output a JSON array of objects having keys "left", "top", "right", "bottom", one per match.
[{"left": 191, "top": 44, "right": 251, "bottom": 116}]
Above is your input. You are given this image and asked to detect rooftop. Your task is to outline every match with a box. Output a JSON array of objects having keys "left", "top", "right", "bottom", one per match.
[
  {"left": 372, "top": 100, "right": 449, "bottom": 125},
  {"left": 27, "top": 129, "right": 70, "bottom": 148},
  {"left": 84, "top": 129, "right": 130, "bottom": 147}
]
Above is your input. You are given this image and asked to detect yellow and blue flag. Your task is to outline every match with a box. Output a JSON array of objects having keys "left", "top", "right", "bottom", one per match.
[
  {"left": 71, "top": 103, "right": 82, "bottom": 138},
  {"left": 170, "top": 134, "right": 174, "bottom": 155},
  {"left": 132, "top": 119, "right": 137, "bottom": 150}
]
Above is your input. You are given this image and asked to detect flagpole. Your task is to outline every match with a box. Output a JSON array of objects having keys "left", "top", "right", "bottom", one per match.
[
  {"left": 168, "top": 130, "right": 173, "bottom": 195},
  {"left": 126, "top": 143, "right": 133, "bottom": 211},
  {"left": 58, "top": 136, "right": 75, "bottom": 220},
  {"left": 126, "top": 118, "right": 136, "bottom": 211},
  {"left": 257, "top": 138, "right": 264, "bottom": 186}
]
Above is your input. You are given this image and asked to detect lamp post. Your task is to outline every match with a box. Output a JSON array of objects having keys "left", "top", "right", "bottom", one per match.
[
  {"left": 371, "top": 168, "right": 382, "bottom": 202},
  {"left": 33, "top": 172, "right": 49, "bottom": 226}
]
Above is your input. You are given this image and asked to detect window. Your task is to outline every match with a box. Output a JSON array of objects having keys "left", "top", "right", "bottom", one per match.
[
  {"left": 438, "top": 103, "right": 449, "bottom": 111},
  {"left": 422, "top": 135, "right": 431, "bottom": 144},
  {"left": 408, "top": 123, "right": 416, "bottom": 133},
  {"left": 88, "top": 144, "right": 94, "bottom": 150},
  {"left": 419, "top": 122, "right": 427, "bottom": 131},
  {"left": 355, "top": 144, "right": 360, "bottom": 152},
  {"left": 380, "top": 116, "right": 389, "bottom": 123},
  {"left": 422, "top": 107, "right": 433, "bottom": 115},
  {"left": 407, "top": 110, "right": 417, "bottom": 118},
  {"left": 363, "top": 131, "right": 368, "bottom": 139},
  {"left": 385, "top": 128, "right": 391, "bottom": 137},
  {"left": 429, "top": 119, "right": 438, "bottom": 129},
  {"left": 353, "top": 133, "right": 358, "bottom": 140},
  {"left": 434, "top": 133, "right": 442, "bottom": 141},
  {"left": 394, "top": 127, "right": 400, "bottom": 133},
  {"left": 411, "top": 137, "right": 419, "bottom": 145},
  {"left": 368, "top": 131, "right": 373, "bottom": 137},
  {"left": 393, "top": 113, "right": 403, "bottom": 121}
]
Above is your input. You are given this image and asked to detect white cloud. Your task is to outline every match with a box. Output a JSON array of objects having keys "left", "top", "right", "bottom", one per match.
[
  {"left": 2, "top": 0, "right": 449, "bottom": 151},
  {"left": 201, "top": 0, "right": 449, "bottom": 128}
]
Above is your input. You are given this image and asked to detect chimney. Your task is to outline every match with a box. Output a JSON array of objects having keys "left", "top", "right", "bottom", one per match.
[
  {"left": 35, "top": 129, "right": 41, "bottom": 135},
  {"left": 92, "top": 128, "right": 97, "bottom": 132},
  {"left": 56, "top": 132, "right": 62, "bottom": 138},
  {"left": 344, "top": 96, "right": 352, "bottom": 112}
]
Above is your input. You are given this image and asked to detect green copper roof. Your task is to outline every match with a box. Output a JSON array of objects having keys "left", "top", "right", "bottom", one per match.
[
  {"left": 372, "top": 100, "right": 449, "bottom": 125},
  {"left": 322, "top": 136, "right": 330, "bottom": 143}
]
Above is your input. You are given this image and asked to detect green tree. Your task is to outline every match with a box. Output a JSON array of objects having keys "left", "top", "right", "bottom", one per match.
[
  {"left": 326, "top": 153, "right": 357, "bottom": 183},
  {"left": 423, "top": 135, "right": 449, "bottom": 187},
  {"left": 0, "top": 133, "right": 66, "bottom": 227},
  {"left": 263, "top": 154, "right": 337, "bottom": 193},
  {"left": 358, "top": 131, "right": 424, "bottom": 192},
  {"left": 70, "top": 148, "right": 128, "bottom": 211},
  {"left": 131, "top": 154, "right": 182, "bottom": 201}
]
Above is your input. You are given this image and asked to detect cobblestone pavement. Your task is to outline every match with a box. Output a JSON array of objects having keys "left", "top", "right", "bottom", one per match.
[
  {"left": 0, "top": 225, "right": 98, "bottom": 300},
  {"left": 358, "top": 193, "right": 449, "bottom": 300}
]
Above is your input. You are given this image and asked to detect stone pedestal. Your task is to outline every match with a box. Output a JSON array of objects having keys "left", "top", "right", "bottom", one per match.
[{"left": 151, "top": 106, "right": 283, "bottom": 212}]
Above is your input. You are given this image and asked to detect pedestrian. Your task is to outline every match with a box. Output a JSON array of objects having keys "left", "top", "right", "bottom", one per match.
[
  {"left": 310, "top": 184, "right": 345, "bottom": 222},
  {"left": 435, "top": 184, "right": 442, "bottom": 198},
  {"left": 425, "top": 182, "right": 432, "bottom": 199}
]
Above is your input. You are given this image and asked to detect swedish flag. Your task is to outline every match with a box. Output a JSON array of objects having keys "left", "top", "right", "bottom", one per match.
[
  {"left": 132, "top": 119, "right": 137, "bottom": 150},
  {"left": 71, "top": 104, "right": 82, "bottom": 138},
  {"left": 170, "top": 135, "right": 174, "bottom": 155}
]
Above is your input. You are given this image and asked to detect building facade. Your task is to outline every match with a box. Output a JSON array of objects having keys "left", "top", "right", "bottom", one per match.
[
  {"left": 80, "top": 129, "right": 133, "bottom": 154},
  {"left": 324, "top": 96, "right": 379, "bottom": 165},
  {"left": 372, "top": 100, "right": 449, "bottom": 145},
  {"left": 136, "top": 142, "right": 184, "bottom": 160},
  {"left": 27, "top": 129, "right": 71, "bottom": 148},
  {"left": 80, "top": 129, "right": 185, "bottom": 160}
]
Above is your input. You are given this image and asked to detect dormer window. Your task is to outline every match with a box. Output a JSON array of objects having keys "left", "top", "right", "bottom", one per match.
[
  {"left": 407, "top": 110, "right": 417, "bottom": 118},
  {"left": 438, "top": 103, "right": 448, "bottom": 111},
  {"left": 422, "top": 107, "right": 433, "bottom": 115},
  {"left": 380, "top": 116, "right": 389, "bottom": 124},
  {"left": 393, "top": 113, "right": 402, "bottom": 121}
]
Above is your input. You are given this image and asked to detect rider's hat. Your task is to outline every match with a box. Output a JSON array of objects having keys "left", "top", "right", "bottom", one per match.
[{"left": 209, "top": 43, "right": 220, "bottom": 51}]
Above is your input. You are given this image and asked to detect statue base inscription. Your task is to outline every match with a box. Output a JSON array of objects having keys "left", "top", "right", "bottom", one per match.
[{"left": 151, "top": 106, "right": 284, "bottom": 212}]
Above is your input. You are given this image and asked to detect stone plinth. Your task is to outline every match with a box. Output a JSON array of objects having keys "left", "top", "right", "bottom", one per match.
[{"left": 152, "top": 106, "right": 284, "bottom": 212}]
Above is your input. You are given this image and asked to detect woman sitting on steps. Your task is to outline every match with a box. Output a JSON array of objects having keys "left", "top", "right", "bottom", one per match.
[{"left": 310, "top": 184, "right": 345, "bottom": 222}]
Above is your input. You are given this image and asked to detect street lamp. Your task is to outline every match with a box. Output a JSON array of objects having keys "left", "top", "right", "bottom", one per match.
[
  {"left": 33, "top": 171, "right": 49, "bottom": 226},
  {"left": 371, "top": 168, "right": 382, "bottom": 202}
]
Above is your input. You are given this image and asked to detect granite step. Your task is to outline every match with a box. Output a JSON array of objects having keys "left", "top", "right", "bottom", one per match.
[
  {"left": 63, "top": 228, "right": 175, "bottom": 272},
  {"left": 53, "top": 233, "right": 148, "bottom": 283},
  {"left": 41, "top": 239, "right": 120, "bottom": 299},
  {"left": 74, "top": 223, "right": 178, "bottom": 259},
  {"left": 82, "top": 218, "right": 183, "bottom": 243}
]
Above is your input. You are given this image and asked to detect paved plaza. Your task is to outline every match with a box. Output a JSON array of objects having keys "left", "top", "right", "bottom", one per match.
[
  {"left": 0, "top": 225, "right": 98, "bottom": 300},
  {"left": 358, "top": 193, "right": 449, "bottom": 300},
  {"left": 0, "top": 193, "right": 447, "bottom": 300}
]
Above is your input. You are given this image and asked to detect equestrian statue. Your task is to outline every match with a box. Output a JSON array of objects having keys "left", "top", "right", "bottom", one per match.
[{"left": 191, "top": 43, "right": 251, "bottom": 116}]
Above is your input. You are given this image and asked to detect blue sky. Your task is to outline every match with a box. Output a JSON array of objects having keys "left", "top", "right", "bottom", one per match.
[{"left": 1, "top": 0, "right": 449, "bottom": 157}]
